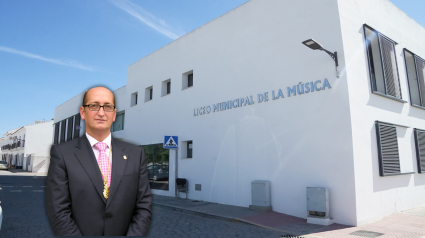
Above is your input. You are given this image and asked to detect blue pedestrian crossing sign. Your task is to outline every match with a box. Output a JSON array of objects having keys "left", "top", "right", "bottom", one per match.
[{"left": 164, "top": 136, "right": 178, "bottom": 149}]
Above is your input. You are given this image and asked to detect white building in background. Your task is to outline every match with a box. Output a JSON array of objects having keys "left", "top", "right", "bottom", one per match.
[
  {"left": 0, "top": 137, "right": 6, "bottom": 160},
  {"left": 53, "top": 0, "right": 425, "bottom": 226},
  {"left": 1, "top": 121, "right": 53, "bottom": 172}
]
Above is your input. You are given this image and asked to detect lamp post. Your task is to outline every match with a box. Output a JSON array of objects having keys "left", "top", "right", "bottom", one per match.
[{"left": 302, "top": 39, "right": 339, "bottom": 77}]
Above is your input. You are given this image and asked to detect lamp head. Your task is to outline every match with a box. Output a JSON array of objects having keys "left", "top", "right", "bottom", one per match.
[{"left": 302, "top": 39, "right": 323, "bottom": 50}]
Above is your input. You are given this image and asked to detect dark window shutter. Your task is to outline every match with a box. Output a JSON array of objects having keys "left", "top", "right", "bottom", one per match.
[
  {"left": 378, "top": 35, "right": 401, "bottom": 98},
  {"left": 60, "top": 120, "right": 66, "bottom": 143},
  {"left": 376, "top": 122, "right": 401, "bottom": 176},
  {"left": 167, "top": 82, "right": 171, "bottom": 94},
  {"left": 414, "top": 56, "right": 425, "bottom": 106},
  {"left": 73, "top": 114, "right": 81, "bottom": 139},
  {"left": 67, "top": 117, "right": 73, "bottom": 141},
  {"left": 54, "top": 123, "right": 60, "bottom": 144},
  {"left": 414, "top": 129, "right": 425, "bottom": 173}
]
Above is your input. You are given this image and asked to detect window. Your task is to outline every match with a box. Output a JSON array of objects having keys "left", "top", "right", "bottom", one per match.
[
  {"left": 414, "top": 129, "right": 425, "bottom": 173},
  {"left": 112, "top": 111, "right": 125, "bottom": 132},
  {"left": 66, "top": 116, "right": 73, "bottom": 141},
  {"left": 364, "top": 25, "right": 402, "bottom": 100},
  {"left": 131, "top": 92, "right": 138, "bottom": 106},
  {"left": 375, "top": 121, "right": 400, "bottom": 176},
  {"left": 73, "top": 113, "right": 81, "bottom": 139},
  {"left": 145, "top": 86, "right": 153, "bottom": 102},
  {"left": 60, "top": 119, "right": 66, "bottom": 143},
  {"left": 188, "top": 74, "right": 193, "bottom": 87},
  {"left": 161, "top": 79, "right": 171, "bottom": 96},
  {"left": 182, "top": 70, "right": 193, "bottom": 89},
  {"left": 404, "top": 50, "right": 425, "bottom": 107},
  {"left": 187, "top": 141, "right": 193, "bottom": 158},
  {"left": 375, "top": 121, "right": 415, "bottom": 176},
  {"left": 180, "top": 140, "right": 193, "bottom": 159},
  {"left": 54, "top": 122, "right": 60, "bottom": 144}
]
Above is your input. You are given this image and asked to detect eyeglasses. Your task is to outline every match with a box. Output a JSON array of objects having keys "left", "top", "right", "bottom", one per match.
[{"left": 84, "top": 104, "right": 115, "bottom": 112}]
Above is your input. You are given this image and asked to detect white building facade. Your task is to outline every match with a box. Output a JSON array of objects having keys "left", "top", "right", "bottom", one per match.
[
  {"left": 1, "top": 121, "right": 54, "bottom": 172},
  {"left": 53, "top": 0, "right": 425, "bottom": 226}
]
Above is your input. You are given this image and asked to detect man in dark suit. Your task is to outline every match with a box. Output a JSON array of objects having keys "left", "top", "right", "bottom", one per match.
[{"left": 46, "top": 87, "right": 152, "bottom": 236}]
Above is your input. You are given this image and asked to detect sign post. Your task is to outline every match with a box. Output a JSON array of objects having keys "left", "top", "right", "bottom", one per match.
[{"left": 164, "top": 136, "right": 178, "bottom": 197}]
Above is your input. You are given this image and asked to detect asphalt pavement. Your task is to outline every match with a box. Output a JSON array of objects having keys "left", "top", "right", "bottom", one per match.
[
  {"left": 1, "top": 171, "right": 425, "bottom": 238},
  {"left": 0, "top": 175, "right": 285, "bottom": 238}
]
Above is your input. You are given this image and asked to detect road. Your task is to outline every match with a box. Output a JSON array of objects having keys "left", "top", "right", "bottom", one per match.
[{"left": 0, "top": 175, "right": 284, "bottom": 238}]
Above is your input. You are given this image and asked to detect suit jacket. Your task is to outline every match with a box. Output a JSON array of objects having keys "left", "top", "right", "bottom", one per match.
[{"left": 46, "top": 134, "right": 152, "bottom": 236}]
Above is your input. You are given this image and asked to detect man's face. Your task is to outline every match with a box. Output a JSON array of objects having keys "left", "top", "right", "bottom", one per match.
[{"left": 80, "top": 87, "right": 116, "bottom": 134}]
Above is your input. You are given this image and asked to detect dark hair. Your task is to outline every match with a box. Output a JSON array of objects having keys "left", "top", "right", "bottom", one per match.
[{"left": 82, "top": 87, "right": 116, "bottom": 107}]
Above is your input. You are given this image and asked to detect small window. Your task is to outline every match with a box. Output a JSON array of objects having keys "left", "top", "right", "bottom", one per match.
[
  {"left": 404, "top": 50, "right": 425, "bottom": 107},
  {"left": 188, "top": 74, "right": 193, "bottom": 87},
  {"left": 112, "top": 111, "right": 125, "bottom": 132},
  {"left": 187, "top": 141, "right": 193, "bottom": 158},
  {"left": 364, "top": 25, "right": 402, "bottom": 100},
  {"left": 145, "top": 86, "right": 153, "bottom": 102},
  {"left": 180, "top": 140, "right": 193, "bottom": 159},
  {"left": 167, "top": 82, "right": 171, "bottom": 94},
  {"left": 131, "top": 92, "right": 138, "bottom": 106},
  {"left": 161, "top": 79, "right": 171, "bottom": 96},
  {"left": 182, "top": 70, "right": 193, "bottom": 90},
  {"left": 414, "top": 129, "right": 425, "bottom": 173}
]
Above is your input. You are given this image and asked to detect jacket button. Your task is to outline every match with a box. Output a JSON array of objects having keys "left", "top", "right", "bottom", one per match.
[{"left": 105, "top": 213, "right": 112, "bottom": 219}]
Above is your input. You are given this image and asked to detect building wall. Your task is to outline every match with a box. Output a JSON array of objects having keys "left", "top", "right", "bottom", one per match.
[
  {"left": 54, "top": 91, "right": 85, "bottom": 122},
  {"left": 24, "top": 121, "right": 54, "bottom": 157},
  {"left": 125, "top": 0, "right": 357, "bottom": 225},
  {"left": 338, "top": 0, "right": 425, "bottom": 225}
]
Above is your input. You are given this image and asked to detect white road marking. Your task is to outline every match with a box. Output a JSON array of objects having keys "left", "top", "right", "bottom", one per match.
[{"left": 11, "top": 190, "right": 22, "bottom": 192}]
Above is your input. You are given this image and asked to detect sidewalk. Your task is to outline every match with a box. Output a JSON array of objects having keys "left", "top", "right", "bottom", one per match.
[
  {"left": 152, "top": 194, "right": 425, "bottom": 238},
  {"left": 0, "top": 168, "right": 47, "bottom": 176}
]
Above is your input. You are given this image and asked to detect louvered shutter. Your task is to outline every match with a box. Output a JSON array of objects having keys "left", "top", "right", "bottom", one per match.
[
  {"left": 67, "top": 117, "right": 73, "bottom": 141},
  {"left": 54, "top": 123, "right": 60, "bottom": 144},
  {"left": 378, "top": 35, "right": 401, "bottom": 98},
  {"left": 60, "top": 119, "right": 66, "bottom": 143},
  {"left": 415, "top": 129, "right": 425, "bottom": 173},
  {"left": 414, "top": 56, "right": 425, "bottom": 106},
  {"left": 73, "top": 113, "right": 81, "bottom": 139},
  {"left": 376, "top": 122, "right": 401, "bottom": 176}
]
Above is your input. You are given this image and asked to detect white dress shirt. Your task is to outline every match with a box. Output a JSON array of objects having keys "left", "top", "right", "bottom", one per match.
[{"left": 86, "top": 132, "right": 112, "bottom": 166}]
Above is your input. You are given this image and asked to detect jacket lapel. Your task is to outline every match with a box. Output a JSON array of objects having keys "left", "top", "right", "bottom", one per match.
[
  {"left": 106, "top": 138, "right": 127, "bottom": 208},
  {"left": 74, "top": 135, "right": 106, "bottom": 204}
]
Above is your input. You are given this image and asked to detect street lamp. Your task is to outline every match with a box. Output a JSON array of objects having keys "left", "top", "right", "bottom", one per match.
[{"left": 302, "top": 39, "right": 338, "bottom": 67}]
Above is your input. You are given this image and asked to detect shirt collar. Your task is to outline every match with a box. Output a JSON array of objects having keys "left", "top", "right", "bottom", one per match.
[{"left": 86, "top": 132, "right": 111, "bottom": 149}]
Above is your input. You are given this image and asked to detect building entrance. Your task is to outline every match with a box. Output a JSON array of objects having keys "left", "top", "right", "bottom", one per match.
[{"left": 141, "top": 143, "right": 169, "bottom": 191}]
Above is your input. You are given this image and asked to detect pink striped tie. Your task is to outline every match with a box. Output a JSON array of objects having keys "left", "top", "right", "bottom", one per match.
[{"left": 94, "top": 142, "right": 111, "bottom": 187}]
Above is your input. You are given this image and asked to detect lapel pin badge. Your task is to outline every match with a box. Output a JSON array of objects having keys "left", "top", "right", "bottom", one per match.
[{"left": 123, "top": 155, "right": 127, "bottom": 160}]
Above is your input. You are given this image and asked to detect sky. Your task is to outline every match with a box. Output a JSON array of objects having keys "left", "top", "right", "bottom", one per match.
[{"left": 0, "top": 0, "right": 424, "bottom": 135}]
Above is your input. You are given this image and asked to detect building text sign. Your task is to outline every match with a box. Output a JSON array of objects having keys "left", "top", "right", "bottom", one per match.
[{"left": 194, "top": 78, "right": 331, "bottom": 116}]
